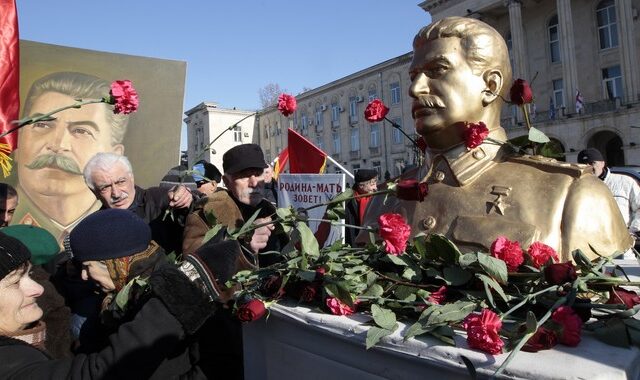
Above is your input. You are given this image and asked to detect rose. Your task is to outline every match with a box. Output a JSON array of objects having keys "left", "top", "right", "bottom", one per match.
[
  {"left": 396, "top": 179, "right": 428, "bottom": 202},
  {"left": 490, "top": 236, "right": 524, "bottom": 272},
  {"left": 109, "top": 80, "right": 139, "bottom": 114},
  {"left": 378, "top": 213, "right": 411, "bottom": 255},
  {"left": 462, "top": 308, "right": 504, "bottom": 355},
  {"left": 325, "top": 297, "right": 357, "bottom": 316},
  {"left": 416, "top": 136, "right": 427, "bottom": 153},
  {"left": 277, "top": 93, "right": 297, "bottom": 116},
  {"left": 543, "top": 262, "right": 577, "bottom": 285},
  {"left": 300, "top": 284, "right": 319, "bottom": 303},
  {"left": 509, "top": 79, "right": 534, "bottom": 105},
  {"left": 522, "top": 327, "right": 559, "bottom": 352},
  {"left": 463, "top": 121, "right": 489, "bottom": 149},
  {"left": 551, "top": 306, "right": 582, "bottom": 346},
  {"left": 427, "top": 286, "right": 447, "bottom": 305},
  {"left": 527, "top": 242, "right": 558, "bottom": 269},
  {"left": 260, "top": 275, "right": 285, "bottom": 299},
  {"left": 315, "top": 267, "right": 326, "bottom": 280},
  {"left": 236, "top": 299, "right": 267, "bottom": 322},
  {"left": 606, "top": 287, "right": 640, "bottom": 309},
  {"left": 364, "top": 99, "right": 389, "bottom": 122}
]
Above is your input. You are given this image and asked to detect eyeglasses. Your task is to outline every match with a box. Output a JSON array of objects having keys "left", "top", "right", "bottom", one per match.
[{"left": 196, "top": 180, "right": 208, "bottom": 187}]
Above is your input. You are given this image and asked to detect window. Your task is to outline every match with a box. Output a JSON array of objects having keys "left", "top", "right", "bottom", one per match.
[
  {"left": 264, "top": 125, "right": 269, "bottom": 139},
  {"left": 548, "top": 15, "right": 560, "bottom": 63},
  {"left": 316, "top": 137, "right": 324, "bottom": 151},
  {"left": 233, "top": 126, "right": 242, "bottom": 142},
  {"left": 368, "top": 89, "right": 377, "bottom": 102},
  {"left": 552, "top": 79, "right": 564, "bottom": 108},
  {"left": 597, "top": 0, "right": 618, "bottom": 50},
  {"left": 332, "top": 132, "right": 341, "bottom": 154},
  {"left": 370, "top": 124, "right": 380, "bottom": 147},
  {"left": 349, "top": 97, "right": 357, "bottom": 117},
  {"left": 391, "top": 118, "right": 403, "bottom": 144},
  {"left": 394, "top": 159, "right": 405, "bottom": 177},
  {"left": 300, "top": 114, "right": 308, "bottom": 131},
  {"left": 352, "top": 163, "right": 360, "bottom": 173},
  {"left": 331, "top": 102, "right": 339, "bottom": 122},
  {"left": 350, "top": 128, "right": 360, "bottom": 151},
  {"left": 390, "top": 82, "right": 401, "bottom": 105},
  {"left": 602, "top": 65, "right": 623, "bottom": 99},
  {"left": 372, "top": 161, "right": 381, "bottom": 178},
  {"left": 315, "top": 106, "right": 324, "bottom": 127}
]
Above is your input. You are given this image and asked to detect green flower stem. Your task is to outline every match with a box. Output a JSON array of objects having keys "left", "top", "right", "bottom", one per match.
[
  {"left": 302, "top": 189, "right": 394, "bottom": 213},
  {"left": 356, "top": 295, "right": 422, "bottom": 305},
  {"left": 5, "top": 98, "right": 106, "bottom": 140},
  {"left": 384, "top": 117, "right": 418, "bottom": 147},
  {"left": 374, "top": 270, "right": 435, "bottom": 289},
  {"left": 195, "top": 112, "right": 256, "bottom": 161},
  {"left": 500, "top": 285, "right": 559, "bottom": 321},
  {"left": 305, "top": 218, "right": 376, "bottom": 232}
]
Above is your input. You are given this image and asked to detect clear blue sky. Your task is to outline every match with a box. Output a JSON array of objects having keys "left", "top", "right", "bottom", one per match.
[{"left": 16, "top": 1, "right": 431, "bottom": 148}]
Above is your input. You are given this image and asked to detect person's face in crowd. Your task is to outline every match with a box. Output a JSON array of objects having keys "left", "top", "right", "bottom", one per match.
[
  {"left": 16, "top": 92, "right": 124, "bottom": 199},
  {"left": 90, "top": 162, "right": 136, "bottom": 209},
  {"left": 358, "top": 178, "right": 378, "bottom": 194},
  {"left": 80, "top": 261, "right": 116, "bottom": 293},
  {"left": 0, "top": 195, "right": 18, "bottom": 227},
  {"left": 0, "top": 263, "right": 44, "bottom": 334},
  {"left": 197, "top": 180, "right": 217, "bottom": 196},
  {"left": 263, "top": 166, "right": 274, "bottom": 183},
  {"left": 409, "top": 37, "right": 489, "bottom": 145},
  {"left": 587, "top": 160, "right": 606, "bottom": 177},
  {"left": 224, "top": 168, "right": 265, "bottom": 207}
]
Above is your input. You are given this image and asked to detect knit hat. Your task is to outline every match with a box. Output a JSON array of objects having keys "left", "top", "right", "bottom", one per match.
[
  {"left": 223, "top": 144, "right": 268, "bottom": 175},
  {"left": 193, "top": 160, "right": 222, "bottom": 183},
  {"left": 159, "top": 165, "right": 197, "bottom": 190},
  {"left": 68, "top": 209, "right": 152, "bottom": 262},
  {"left": 577, "top": 148, "right": 605, "bottom": 164},
  {"left": 0, "top": 232, "right": 31, "bottom": 280},
  {"left": 1, "top": 225, "right": 59, "bottom": 266}
]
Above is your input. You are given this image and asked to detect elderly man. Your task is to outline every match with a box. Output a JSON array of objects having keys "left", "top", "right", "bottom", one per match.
[
  {"left": 361, "top": 17, "right": 631, "bottom": 261},
  {"left": 183, "top": 144, "right": 286, "bottom": 266},
  {"left": 0, "top": 183, "right": 18, "bottom": 228},
  {"left": 11, "top": 72, "right": 129, "bottom": 243},
  {"left": 345, "top": 169, "right": 378, "bottom": 246},
  {"left": 83, "top": 152, "right": 194, "bottom": 255}
]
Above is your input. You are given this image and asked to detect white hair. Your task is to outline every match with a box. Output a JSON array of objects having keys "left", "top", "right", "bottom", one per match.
[{"left": 83, "top": 152, "right": 133, "bottom": 190}]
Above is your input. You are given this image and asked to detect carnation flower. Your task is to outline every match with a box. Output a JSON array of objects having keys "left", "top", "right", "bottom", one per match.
[
  {"left": 463, "top": 121, "right": 489, "bottom": 149},
  {"left": 606, "top": 287, "right": 640, "bottom": 309},
  {"left": 427, "top": 286, "right": 447, "bottom": 305},
  {"left": 527, "top": 241, "right": 558, "bottom": 269},
  {"left": 396, "top": 179, "right": 428, "bottom": 202},
  {"left": 364, "top": 99, "right": 389, "bottom": 122},
  {"left": 522, "top": 327, "right": 559, "bottom": 352},
  {"left": 109, "top": 80, "right": 139, "bottom": 114},
  {"left": 277, "top": 93, "right": 297, "bottom": 116},
  {"left": 509, "top": 79, "right": 534, "bottom": 105},
  {"left": 378, "top": 213, "right": 411, "bottom": 255},
  {"left": 236, "top": 299, "right": 267, "bottom": 322},
  {"left": 551, "top": 306, "right": 582, "bottom": 346},
  {"left": 490, "top": 236, "right": 524, "bottom": 272},
  {"left": 462, "top": 308, "right": 504, "bottom": 355},
  {"left": 544, "top": 262, "right": 577, "bottom": 285},
  {"left": 325, "top": 297, "right": 357, "bottom": 316}
]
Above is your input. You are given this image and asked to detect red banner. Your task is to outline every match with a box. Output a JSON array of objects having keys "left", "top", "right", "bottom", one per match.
[
  {"left": 0, "top": 0, "right": 19, "bottom": 151},
  {"left": 288, "top": 128, "right": 327, "bottom": 174}
]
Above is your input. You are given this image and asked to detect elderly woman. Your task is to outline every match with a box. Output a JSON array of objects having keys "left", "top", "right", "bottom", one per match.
[{"left": 0, "top": 209, "right": 242, "bottom": 379}]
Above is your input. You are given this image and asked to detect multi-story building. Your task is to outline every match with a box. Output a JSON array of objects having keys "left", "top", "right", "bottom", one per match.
[
  {"left": 251, "top": 0, "right": 640, "bottom": 175},
  {"left": 184, "top": 102, "right": 256, "bottom": 171}
]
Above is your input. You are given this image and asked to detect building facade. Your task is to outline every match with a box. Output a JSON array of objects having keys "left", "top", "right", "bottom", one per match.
[{"left": 184, "top": 102, "right": 256, "bottom": 171}]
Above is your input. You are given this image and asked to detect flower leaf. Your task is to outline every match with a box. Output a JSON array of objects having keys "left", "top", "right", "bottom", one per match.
[
  {"left": 363, "top": 283, "right": 384, "bottom": 298},
  {"left": 459, "top": 252, "right": 478, "bottom": 268},
  {"left": 477, "top": 252, "right": 508, "bottom": 284},
  {"left": 330, "top": 188, "right": 355, "bottom": 204},
  {"left": 371, "top": 304, "right": 397, "bottom": 330},
  {"left": 443, "top": 266, "right": 473, "bottom": 286},
  {"left": 429, "top": 325, "right": 456, "bottom": 346},
  {"left": 384, "top": 254, "right": 408, "bottom": 266},
  {"left": 404, "top": 322, "right": 430, "bottom": 340},
  {"left": 115, "top": 279, "right": 136, "bottom": 311},
  {"left": 528, "top": 127, "right": 550, "bottom": 143},
  {"left": 297, "top": 220, "right": 320, "bottom": 263},
  {"left": 476, "top": 273, "right": 509, "bottom": 305},
  {"left": 525, "top": 311, "right": 538, "bottom": 333},
  {"left": 366, "top": 326, "right": 396, "bottom": 350},
  {"left": 593, "top": 318, "right": 631, "bottom": 348},
  {"left": 203, "top": 223, "right": 225, "bottom": 244},
  {"left": 424, "top": 234, "right": 461, "bottom": 264},
  {"left": 426, "top": 301, "right": 476, "bottom": 325},
  {"left": 324, "top": 283, "right": 353, "bottom": 307}
]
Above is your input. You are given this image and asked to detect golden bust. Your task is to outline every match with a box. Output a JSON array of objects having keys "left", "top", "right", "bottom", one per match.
[{"left": 361, "top": 17, "right": 632, "bottom": 261}]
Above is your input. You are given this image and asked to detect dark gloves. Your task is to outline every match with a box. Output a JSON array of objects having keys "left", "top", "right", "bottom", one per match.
[{"left": 179, "top": 238, "right": 257, "bottom": 303}]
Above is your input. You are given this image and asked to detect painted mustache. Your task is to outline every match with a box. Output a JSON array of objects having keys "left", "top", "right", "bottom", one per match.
[{"left": 26, "top": 154, "right": 82, "bottom": 175}]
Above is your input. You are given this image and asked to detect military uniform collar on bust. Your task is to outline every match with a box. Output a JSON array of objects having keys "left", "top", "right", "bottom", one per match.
[{"left": 425, "top": 128, "right": 508, "bottom": 186}]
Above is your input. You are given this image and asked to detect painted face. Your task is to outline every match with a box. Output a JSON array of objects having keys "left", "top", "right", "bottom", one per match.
[
  {"left": 16, "top": 92, "right": 124, "bottom": 199},
  {"left": 223, "top": 168, "right": 265, "bottom": 207},
  {"left": 0, "top": 264, "right": 44, "bottom": 334},
  {"left": 0, "top": 196, "right": 18, "bottom": 227},
  {"left": 91, "top": 162, "right": 136, "bottom": 209},
  {"left": 80, "top": 261, "right": 116, "bottom": 293},
  {"left": 409, "top": 37, "right": 488, "bottom": 148}
]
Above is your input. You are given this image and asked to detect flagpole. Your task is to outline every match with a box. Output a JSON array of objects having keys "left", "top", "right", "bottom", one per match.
[{"left": 326, "top": 155, "right": 354, "bottom": 179}]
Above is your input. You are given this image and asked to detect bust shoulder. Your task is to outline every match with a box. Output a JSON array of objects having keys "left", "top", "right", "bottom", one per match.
[{"left": 505, "top": 155, "right": 591, "bottom": 178}]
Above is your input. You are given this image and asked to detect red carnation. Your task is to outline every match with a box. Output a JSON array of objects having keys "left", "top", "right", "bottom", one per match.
[
  {"left": 236, "top": 299, "right": 267, "bottom": 322},
  {"left": 378, "top": 213, "right": 411, "bottom": 255},
  {"left": 522, "top": 327, "right": 559, "bottom": 352},
  {"left": 396, "top": 179, "right": 428, "bottom": 202},
  {"left": 544, "top": 262, "right": 578, "bottom": 285},
  {"left": 509, "top": 79, "right": 534, "bottom": 105},
  {"left": 364, "top": 99, "right": 389, "bottom": 122},
  {"left": 325, "top": 297, "right": 357, "bottom": 316},
  {"left": 277, "top": 93, "right": 297, "bottom": 116},
  {"left": 109, "top": 80, "right": 139, "bottom": 114},
  {"left": 606, "top": 287, "right": 640, "bottom": 309},
  {"left": 551, "top": 306, "right": 582, "bottom": 346},
  {"left": 490, "top": 236, "right": 524, "bottom": 272},
  {"left": 527, "top": 241, "right": 558, "bottom": 269},
  {"left": 427, "top": 286, "right": 447, "bottom": 305},
  {"left": 463, "top": 121, "right": 489, "bottom": 149},
  {"left": 462, "top": 308, "right": 504, "bottom": 355}
]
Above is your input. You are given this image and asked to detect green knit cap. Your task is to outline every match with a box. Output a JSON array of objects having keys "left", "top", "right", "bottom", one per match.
[{"left": 1, "top": 225, "right": 60, "bottom": 266}]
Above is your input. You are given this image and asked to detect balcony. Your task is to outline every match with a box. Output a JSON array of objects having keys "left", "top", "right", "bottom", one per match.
[
  {"left": 349, "top": 115, "right": 359, "bottom": 125},
  {"left": 332, "top": 119, "right": 340, "bottom": 129},
  {"left": 369, "top": 146, "right": 381, "bottom": 156},
  {"left": 349, "top": 150, "right": 360, "bottom": 160}
]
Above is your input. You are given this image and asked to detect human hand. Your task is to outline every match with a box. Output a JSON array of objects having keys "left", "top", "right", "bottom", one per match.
[
  {"left": 168, "top": 185, "right": 193, "bottom": 209},
  {"left": 249, "top": 217, "right": 275, "bottom": 253}
]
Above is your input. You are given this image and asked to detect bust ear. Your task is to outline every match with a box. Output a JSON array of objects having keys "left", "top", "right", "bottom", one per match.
[{"left": 482, "top": 70, "right": 503, "bottom": 107}]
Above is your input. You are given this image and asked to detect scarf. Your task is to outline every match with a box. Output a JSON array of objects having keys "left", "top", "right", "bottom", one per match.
[
  {"left": 6, "top": 321, "right": 46, "bottom": 350},
  {"left": 355, "top": 189, "right": 372, "bottom": 224}
]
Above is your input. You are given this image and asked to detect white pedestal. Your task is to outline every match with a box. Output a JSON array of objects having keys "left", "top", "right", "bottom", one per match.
[{"left": 243, "top": 303, "right": 640, "bottom": 380}]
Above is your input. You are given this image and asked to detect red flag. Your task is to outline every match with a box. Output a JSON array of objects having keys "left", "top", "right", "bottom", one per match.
[
  {"left": 288, "top": 128, "right": 327, "bottom": 174},
  {"left": 273, "top": 147, "right": 289, "bottom": 180},
  {"left": 0, "top": 0, "right": 19, "bottom": 151}
]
